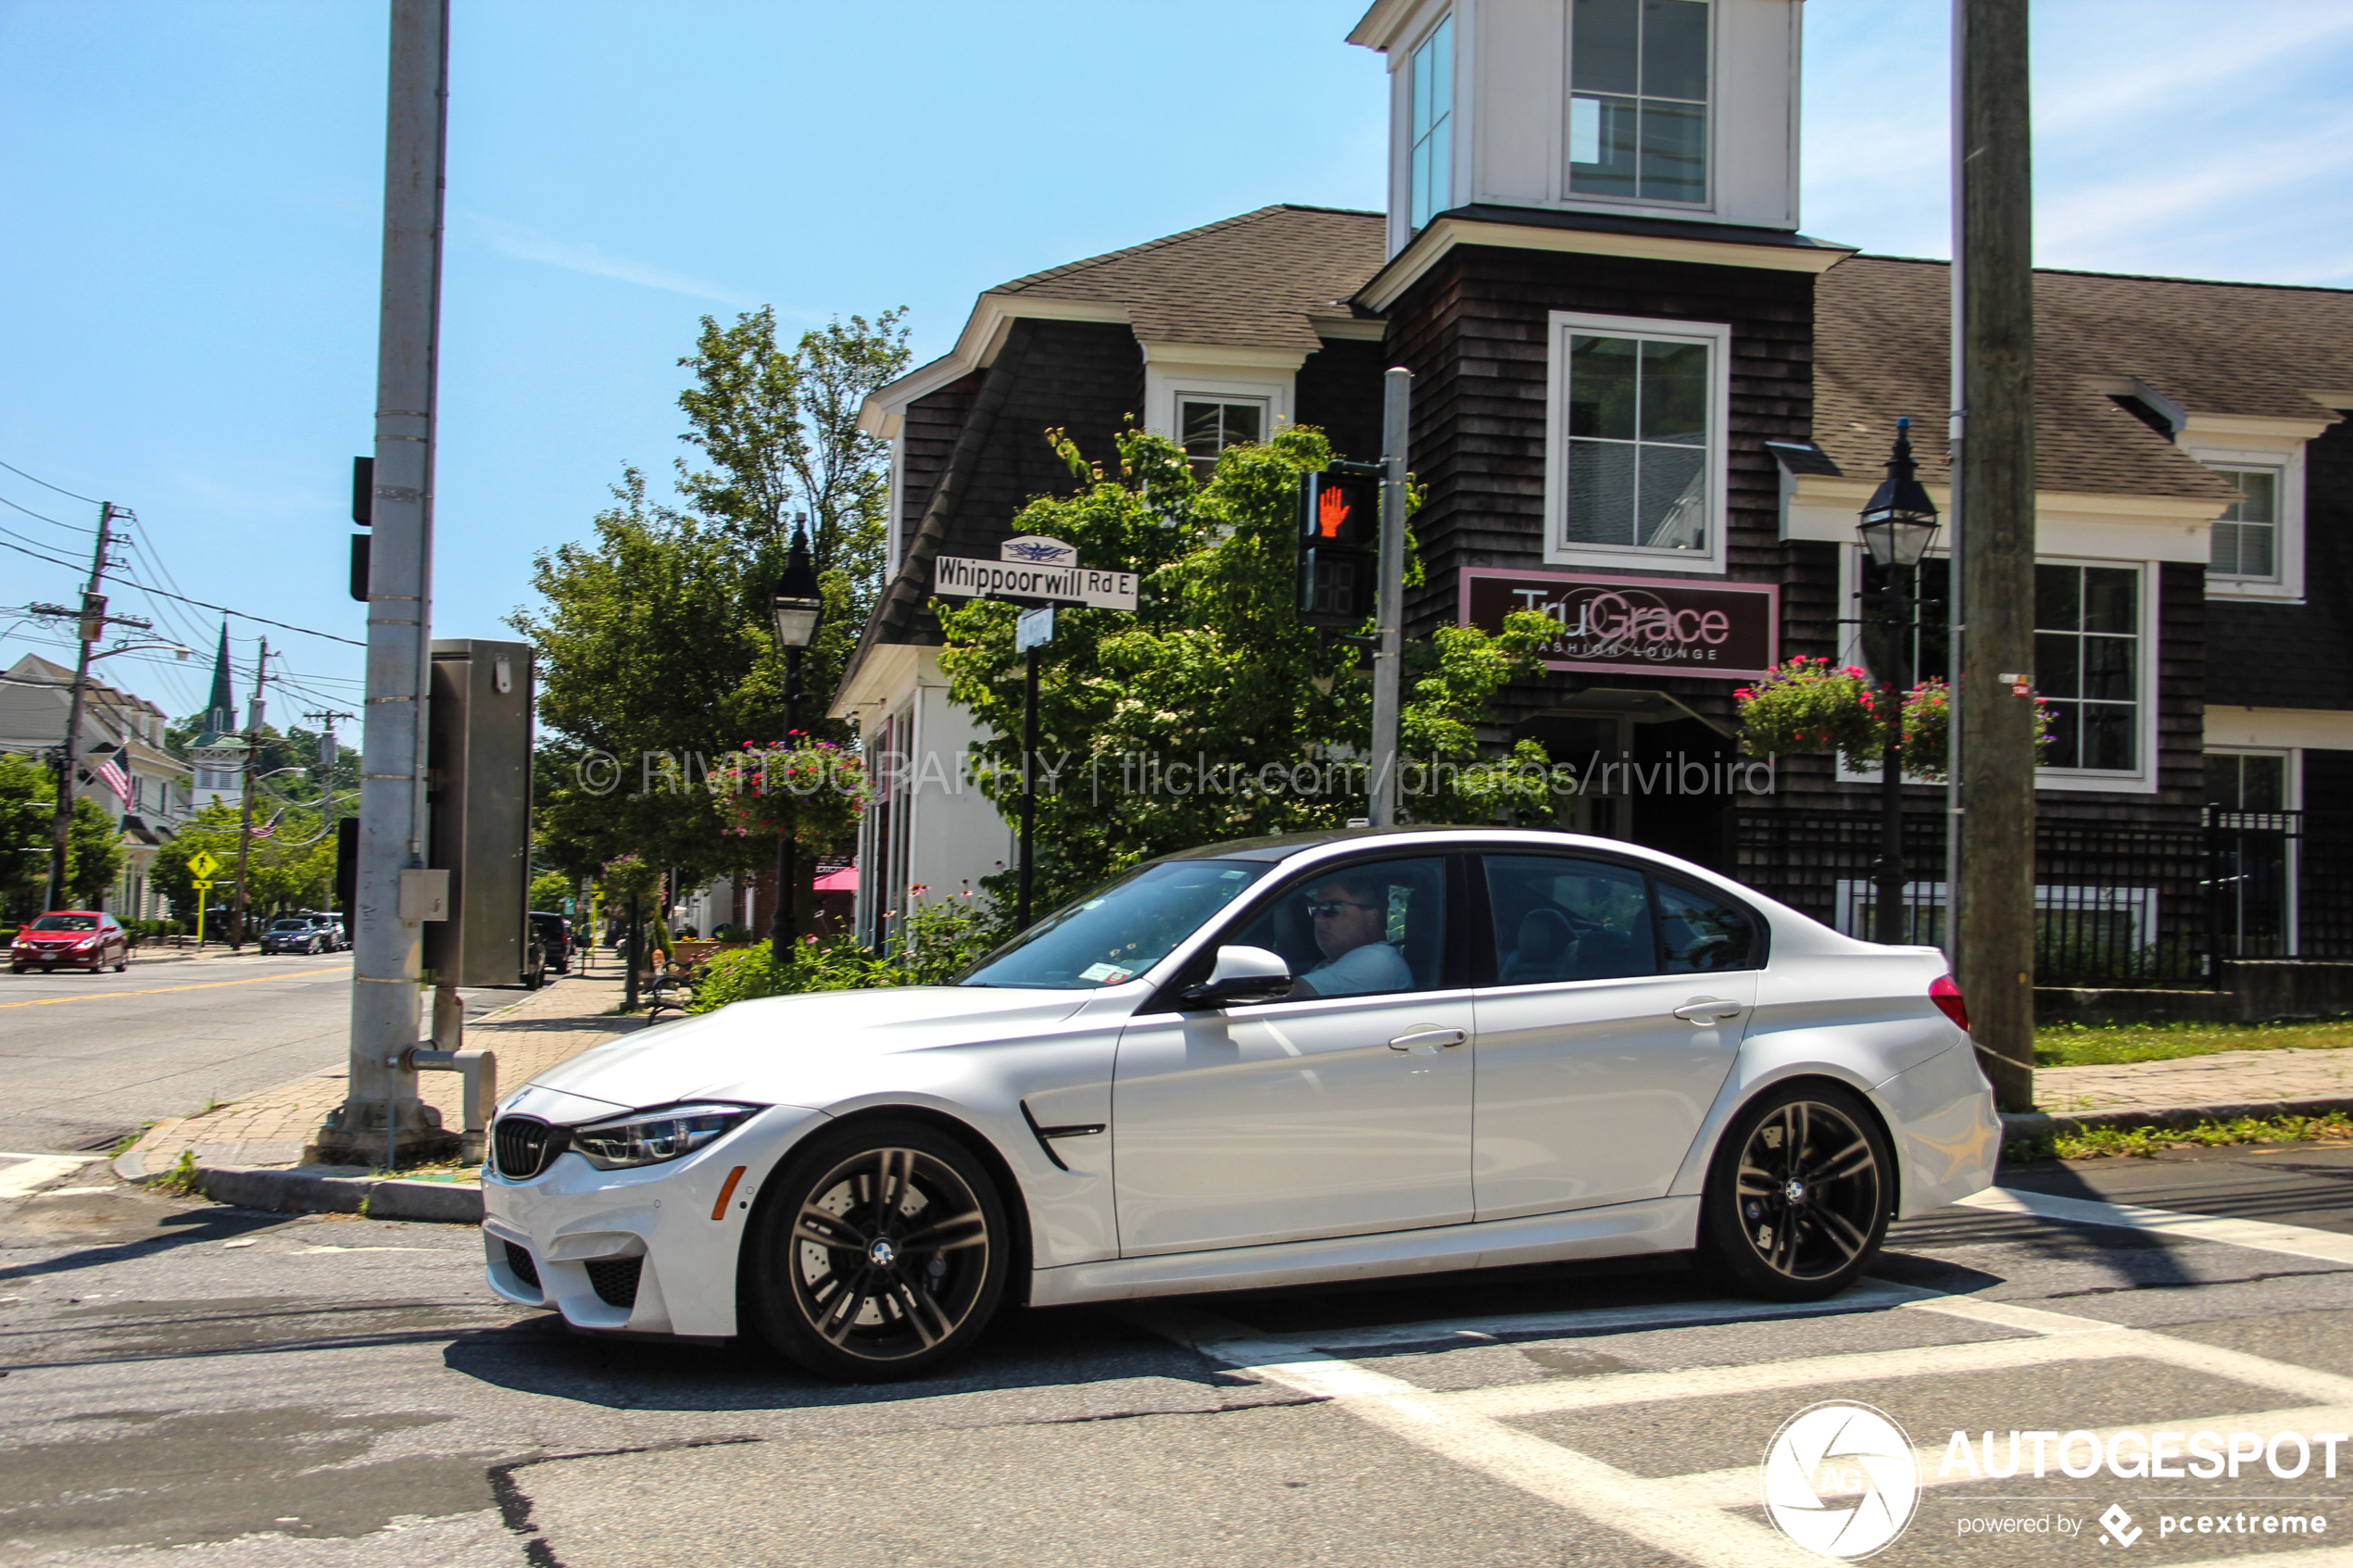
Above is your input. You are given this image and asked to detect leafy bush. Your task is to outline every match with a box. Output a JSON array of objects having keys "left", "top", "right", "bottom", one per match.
[{"left": 687, "top": 888, "right": 1002, "bottom": 1013}]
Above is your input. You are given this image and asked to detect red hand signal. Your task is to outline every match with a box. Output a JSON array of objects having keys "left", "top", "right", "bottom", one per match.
[{"left": 1318, "top": 486, "right": 1351, "bottom": 539}]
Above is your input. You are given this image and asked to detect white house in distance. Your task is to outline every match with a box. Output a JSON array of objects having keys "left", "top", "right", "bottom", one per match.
[{"left": 0, "top": 652, "right": 195, "bottom": 916}]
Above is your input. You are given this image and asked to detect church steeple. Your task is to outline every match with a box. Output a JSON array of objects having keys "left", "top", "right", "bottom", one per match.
[{"left": 203, "top": 623, "right": 233, "bottom": 739}]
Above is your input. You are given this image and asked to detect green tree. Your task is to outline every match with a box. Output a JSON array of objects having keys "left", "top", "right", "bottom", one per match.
[
  {"left": 0, "top": 753, "right": 123, "bottom": 915},
  {"left": 151, "top": 801, "right": 334, "bottom": 919},
  {"left": 937, "top": 425, "right": 1560, "bottom": 914},
  {"left": 528, "top": 871, "right": 573, "bottom": 912},
  {"left": 515, "top": 307, "right": 910, "bottom": 904}
]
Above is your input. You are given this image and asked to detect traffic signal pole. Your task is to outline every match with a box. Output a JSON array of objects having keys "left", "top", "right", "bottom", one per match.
[
  {"left": 311, "top": 0, "right": 451, "bottom": 1167},
  {"left": 1368, "top": 367, "right": 1411, "bottom": 827}
]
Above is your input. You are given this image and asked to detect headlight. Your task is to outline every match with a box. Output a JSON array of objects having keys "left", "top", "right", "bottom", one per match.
[{"left": 567, "top": 1102, "right": 761, "bottom": 1170}]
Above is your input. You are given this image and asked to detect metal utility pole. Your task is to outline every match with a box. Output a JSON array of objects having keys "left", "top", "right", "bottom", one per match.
[
  {"left": 229, "top": 638, "right": 272, "bottom": 947},
  {"left": 1952, "top": 0, "right": 2038, "bottom": 1112},
  {"left": 1368, "top": 368, "right": 1411, "bottom": 826},
  {"left": 43, "top": 503, "right": 128, "bottom": 912},
  {"left": 314, "top": 0, "right": 450, "bottom": 1166}
]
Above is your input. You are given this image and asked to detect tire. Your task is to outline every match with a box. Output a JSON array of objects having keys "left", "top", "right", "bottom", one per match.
[
  {"left": 1699, "top": 1081, "right": 1894, "bottom": 1302},
  {"left": 743, "top": 1118, "right": 1009, "bottom": 1382}
]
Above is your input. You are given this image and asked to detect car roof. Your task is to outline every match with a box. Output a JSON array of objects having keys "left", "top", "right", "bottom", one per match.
[{"left": 1152, "top": 824, "right": 1704, "bottom": 869}]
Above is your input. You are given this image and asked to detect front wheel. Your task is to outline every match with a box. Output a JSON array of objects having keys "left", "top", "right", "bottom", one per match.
[
  {"left": 743, "top": 1119, "right": 1008, "bottom": 1382},
  {"left": 1699, "top": 1082, "right": 1893, "bottom": 1301}
]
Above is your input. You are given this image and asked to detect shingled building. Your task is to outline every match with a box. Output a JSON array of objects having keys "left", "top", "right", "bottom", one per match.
[{"left": 835, "top": 0, "right": 2353, "bottom": 981}]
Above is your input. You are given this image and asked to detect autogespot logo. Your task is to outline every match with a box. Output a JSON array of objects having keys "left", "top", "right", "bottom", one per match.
[{"left": 1764, "top": 1401, "right": 1922, "bottom": 1560}]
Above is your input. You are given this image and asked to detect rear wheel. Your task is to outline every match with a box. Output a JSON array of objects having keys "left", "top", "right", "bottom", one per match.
[
  {"left": 744, "top": 1119, "right": 1007, "bottom": 1382},
  {"left": 1700, "top": 1082, "right": 1893, "bottom": 1301}
]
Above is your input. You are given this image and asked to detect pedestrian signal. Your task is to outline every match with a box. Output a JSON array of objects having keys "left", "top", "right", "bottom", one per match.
[{"left": 1296, "top": 466, "right": 1380, "bottom": 628}]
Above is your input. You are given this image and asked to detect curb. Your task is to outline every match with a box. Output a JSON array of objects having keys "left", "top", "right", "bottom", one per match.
[
  {"left": 185, "top": 1164, "right": 484, "bottom": 1223},
  {"left": 2001, "top": 1095, "right": 2353, "bottom": 1144}
]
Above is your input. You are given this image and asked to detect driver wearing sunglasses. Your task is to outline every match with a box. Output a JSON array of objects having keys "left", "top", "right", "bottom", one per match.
[{"left": 1288, "top": 872, "right": 1412, "bottom": 998}]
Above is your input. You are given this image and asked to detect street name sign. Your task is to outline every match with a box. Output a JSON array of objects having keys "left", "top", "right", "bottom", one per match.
[
  {"left": 1015, "top": 605, "right": 1055, "bottom": 653},
  {"left": 933, "top": 554, "right": 1138, "bottom": 611}
]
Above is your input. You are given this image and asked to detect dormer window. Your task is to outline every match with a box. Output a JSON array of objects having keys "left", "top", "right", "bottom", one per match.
[
  {"left": 1408, "top": 16, "right": 1453, "bottom": 230},
  {"left": 1568, "top": 0, "right": 1709, "bottom": 206},
  {"left": 2208, "top": 467, "right": 2281, "bottom": 581}
]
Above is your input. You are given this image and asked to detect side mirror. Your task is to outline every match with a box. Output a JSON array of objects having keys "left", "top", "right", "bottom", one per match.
[{"left": 1178, "top": 945, "right": 1294, "bottom": 1009}]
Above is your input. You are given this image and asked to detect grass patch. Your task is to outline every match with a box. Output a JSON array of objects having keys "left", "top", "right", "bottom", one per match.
[
  {"left": 152, "top": 1148, "right": 202, "bottom": 1196},
  {"left": 2035, "top": 1017, "right": 2353, "bottom": 1069},
  {"left": 2006, "top": 1110, "right": 2353, "bottom": 1163},
  {"left": 108, "top": 1122, "right": 156, "bottom": 1159}
]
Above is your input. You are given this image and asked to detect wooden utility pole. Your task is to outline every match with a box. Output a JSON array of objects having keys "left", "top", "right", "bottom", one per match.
[
  {"left": 43, "top": 504, "right": 120, "bottom": 912},
  {"left": 230, "top": 637, "right": 271, "bottom": 947},
  {"left": 1953, "top": 0, "right": 2037, "bottom": 1111}
]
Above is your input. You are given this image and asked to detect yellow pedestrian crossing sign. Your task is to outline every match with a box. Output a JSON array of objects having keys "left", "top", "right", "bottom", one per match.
[{"left": 187, "top": 850, "right": 221, "bottom": 879}]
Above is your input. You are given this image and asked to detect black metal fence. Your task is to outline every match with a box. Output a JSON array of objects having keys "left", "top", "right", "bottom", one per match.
[{"left": 1734, "top": 808, "right": 2353, "bottom": 988}]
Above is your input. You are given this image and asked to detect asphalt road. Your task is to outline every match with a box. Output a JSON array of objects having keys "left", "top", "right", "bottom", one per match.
[
  {"left": 8, "top": 1145, "right": 2353, "bottom": 1567},
  {"left": 0, "top": 955, "right": 510, "bottom": 1154}
]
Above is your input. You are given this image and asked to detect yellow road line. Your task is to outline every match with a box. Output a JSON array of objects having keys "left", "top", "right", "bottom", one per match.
[{"left": 0, "top": 964, "right": 352, "bottom": 1009}]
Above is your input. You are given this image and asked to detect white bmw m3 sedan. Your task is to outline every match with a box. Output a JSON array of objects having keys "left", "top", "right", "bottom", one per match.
[{"left": 481, "top": 827, "right": 1999, "bottom": 1381}]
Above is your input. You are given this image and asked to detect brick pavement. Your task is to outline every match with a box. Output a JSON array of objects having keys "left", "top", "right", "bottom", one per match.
[
  {"left": 2034, "top": 1044, "right": 2353, "bottom": 1113},
  {"left": 128, "top": 970, "right": 647, "bottom": 1173}
]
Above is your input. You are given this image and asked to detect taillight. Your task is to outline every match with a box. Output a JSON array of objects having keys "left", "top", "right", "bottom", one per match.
[{"left": 1931, "top": 975, "right": 1969, "bottom": 1032}]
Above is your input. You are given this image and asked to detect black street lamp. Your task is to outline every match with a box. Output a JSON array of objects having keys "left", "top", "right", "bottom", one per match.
[
  {"left": 769, "top": 519, "right": 823, "bottom": 966},
  {"left": 1858, "top": 417, "right": 1940, "bottom": 946}
]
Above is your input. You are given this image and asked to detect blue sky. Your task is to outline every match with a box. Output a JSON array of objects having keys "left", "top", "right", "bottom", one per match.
[{"left": 4, "top": 0, "right": 2349, "bottom": 725}]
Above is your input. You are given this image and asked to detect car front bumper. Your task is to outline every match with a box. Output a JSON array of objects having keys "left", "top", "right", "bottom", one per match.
[{"left": 480, "top": 1103, "right": 824, "bottom": 1339}]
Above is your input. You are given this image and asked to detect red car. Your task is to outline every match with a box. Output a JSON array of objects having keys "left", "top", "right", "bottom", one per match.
[{"left": 9, "top": 911, "right": 129, "bottom": 974}]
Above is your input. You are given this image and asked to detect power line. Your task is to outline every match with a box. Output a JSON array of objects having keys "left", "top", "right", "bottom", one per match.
[
  {"left": 0, "top": 492, "right": 94, "bottom": 534},
  {"left": 0, "top": 534, "right": 88, "bottom": 574},
  {"left": 0, "top": 458, "right": 107, "bottom": 508},
  {"left": 115, "top": 576, "right": 365, "bottom": 647}
]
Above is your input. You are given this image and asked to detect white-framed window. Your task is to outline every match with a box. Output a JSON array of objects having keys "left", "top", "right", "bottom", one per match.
[
  {"left": 1568, "top": 0, "right": 1710, "bottom": 207},
  {"left": 1408, "top": 15, "right": 1453, "bottom": 230},
  {"left": 1178, "top": 395, "right": 1269, "bottom": 482},
  {"left": 2199, "top": 456, "right": 2303, "bottom": 599},
  {"left": 2034, "top": 558, "right": 2157, "bottom": 791},
  {"left": 1542, "top": 310, "right": 1729, "bottom": 572}
]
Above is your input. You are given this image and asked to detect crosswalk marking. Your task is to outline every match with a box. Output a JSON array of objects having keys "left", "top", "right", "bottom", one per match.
[
  {"left": 1959, "top": 1185, "right": 2353, "bottom": 1268},
  {"left": 0, "top": 1154, "right": 105, "bottom": 1200},
  {"left": 1137, "top": 1196, "right": 2353, "bottom": 1568}
]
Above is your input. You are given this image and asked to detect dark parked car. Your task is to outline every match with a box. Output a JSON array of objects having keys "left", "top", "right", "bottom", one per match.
[
  {"left": 11, "top": 911, "right": 130, "bottom": 973},
  {"left": 529, "top": 911, "right": 573, "bottom": 973},
  {"left": 261, "top": 917, "right": 329, "bottom": 955}
]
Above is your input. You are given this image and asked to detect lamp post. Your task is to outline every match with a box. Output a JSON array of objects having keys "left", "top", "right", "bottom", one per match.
[
  {"left": 1858, "top": 418, "right": 1941, "bottom": 946},
  {"left": 769, "top": 520, "right": 823, "bottom": 966}
]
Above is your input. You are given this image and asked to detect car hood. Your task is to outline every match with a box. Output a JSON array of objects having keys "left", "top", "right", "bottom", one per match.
[{"left": 522, "top": 985, "right": 1100, "bottom": 1112}]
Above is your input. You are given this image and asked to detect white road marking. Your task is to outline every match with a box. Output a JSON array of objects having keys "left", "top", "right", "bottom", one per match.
[
  {"left": 1959, "top": 1185, "right": 2353, "bottom": 1267},
  {"left": 1139, "top": 1303, "right": 1821, "bottom": 1568},
  {"left": 1225, "top": 1276, "right": 1944, "bottom": 1353},
  {"left": 0, "top": 1154, "right": 104, "bottom": 1199},
  {"left": 1664, "top": 1403, "right": 2353, "bottom": 1508}
]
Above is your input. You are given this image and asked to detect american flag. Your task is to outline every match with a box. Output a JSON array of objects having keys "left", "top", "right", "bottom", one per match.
[
  {"left": 250, "top": 822, "right": 273, "bottom": 841},
  {"left": 94, "top": 757, "right": 130, "bottom": 805}
]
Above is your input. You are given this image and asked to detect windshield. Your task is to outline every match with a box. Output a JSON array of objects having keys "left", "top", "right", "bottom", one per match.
[
  {"left": 30, "top": 915, "right": 97, "bottom": 931},
  {"left": 959, "top": 859, "right": 1273, "bottom": 989},
  {"left": 271, "top": 921, "right": 308, "bottom": 931}
]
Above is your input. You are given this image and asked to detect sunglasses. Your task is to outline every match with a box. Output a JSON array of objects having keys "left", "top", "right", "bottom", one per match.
[{"left": 1304, "top": 899, "right": 1378, "bottom": 919}]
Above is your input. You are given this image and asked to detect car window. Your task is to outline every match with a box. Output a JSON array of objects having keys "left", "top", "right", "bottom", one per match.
[
  {"left": 1655, "top": 874, "right": 1760, "bottom": 972},
  {"left": 960, "top": 859, "right": 1273, "bottom": 989},
  {"left": 1216, "top": 856, "right": 1447, "bottom": 1000},
  {"left": 30, "top": 915, "right": 98, "bottom": 931},
  {"left": 1481, "top": 855, "right": 1655, "bottom": 984}
]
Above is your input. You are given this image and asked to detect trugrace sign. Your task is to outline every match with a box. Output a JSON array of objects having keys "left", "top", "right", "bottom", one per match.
[{"left": 1460, "top": 569, "right": 1778, "bottom": 678}]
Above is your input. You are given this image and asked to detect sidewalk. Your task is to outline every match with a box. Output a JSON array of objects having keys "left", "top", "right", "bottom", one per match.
[
  {"left": 2037, "top": 1047, "right": 2353, "bottom": 1115},
  {"left": 122, "top": 966, "right": 649, "bottom": 1174}
]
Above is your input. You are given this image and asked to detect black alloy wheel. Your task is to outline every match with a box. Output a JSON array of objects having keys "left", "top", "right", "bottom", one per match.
[
  {"left": 745, "top": 1119, "right": 1007, "bottom": 1382},
  {"left": 1701, "top": 1082, "right": 1893, "bottom": 1301}
]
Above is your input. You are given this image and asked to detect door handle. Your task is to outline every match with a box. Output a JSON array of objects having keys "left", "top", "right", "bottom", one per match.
[
  {"left": 1390, "top": 1027, "right": 1467, "bottom": 1052},
  {"left": 1672, "top": 1000, "right": 1744, "bottom": 1024}
]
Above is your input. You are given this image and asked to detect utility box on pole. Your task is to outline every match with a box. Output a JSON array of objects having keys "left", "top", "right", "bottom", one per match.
[{"left": 422, "top": 639, "right": 534, "bottom": 988}]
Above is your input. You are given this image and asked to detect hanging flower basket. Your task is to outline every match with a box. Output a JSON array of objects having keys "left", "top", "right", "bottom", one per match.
[
  {"left": 713, "top": 736, "right": 869, "bottom": 848},
  {"left": 1733, "top": 658, "right": 1887, "bottom": 771},
  {"left": 1895, "top": 678, "right": 2056, "bottom": 783}
]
